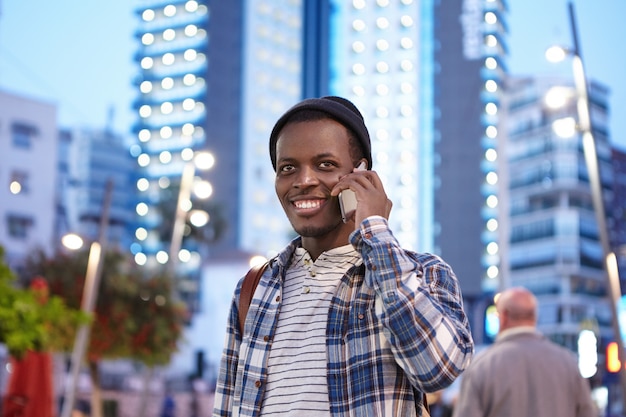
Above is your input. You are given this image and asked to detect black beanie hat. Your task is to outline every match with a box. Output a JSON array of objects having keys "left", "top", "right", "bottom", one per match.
[{"left": 269, "top": 96, "right": 372, "bottom": 171}]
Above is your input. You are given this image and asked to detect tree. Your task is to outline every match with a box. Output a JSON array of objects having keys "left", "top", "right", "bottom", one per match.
[
  {"left": 21, "top": 247, "right": 187, "bottom": 417},
  {"left": 0, "top": 246, "right": 84, "bottom": 358},
  {"left": 0, "top": 246, "right": 86, "bottom": 417}
]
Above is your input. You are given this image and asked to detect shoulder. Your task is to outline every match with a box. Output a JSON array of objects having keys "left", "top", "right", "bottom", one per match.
[
  {"left": 410, "top": 251, "right": 447, "bottom": 266},
  {"left": 466, "top": 338, "right": 527, "bottom": 371}
]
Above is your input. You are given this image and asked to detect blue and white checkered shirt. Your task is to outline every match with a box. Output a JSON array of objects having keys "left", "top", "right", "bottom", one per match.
[{"left": 213, "top": 216, "right": 474, "bottom": 417}]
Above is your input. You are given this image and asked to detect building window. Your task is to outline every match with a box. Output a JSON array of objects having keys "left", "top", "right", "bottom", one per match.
[
  {"left": 6, "top": 214, "right": 34, "bottom": 238},
  {"left": 11, "top": 122, "right": 39, "bottom": 149}
]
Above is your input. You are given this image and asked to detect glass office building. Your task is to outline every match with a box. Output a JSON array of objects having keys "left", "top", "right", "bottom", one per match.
[
  {"left": 320, "top": 1, "right": 508, "bottom": 303},
  {"left": 505, "top": 75, "right": 613, "bottom": 349},
  {"left": 131, "top": 1, "right": 303, "bottom": 309}
]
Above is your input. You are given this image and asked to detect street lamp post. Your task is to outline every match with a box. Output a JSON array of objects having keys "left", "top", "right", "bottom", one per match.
[
  {"left": 168, "top": 161, "right": 195, "bottom": 277},
  {"left": 60, "top": 179, "right": 113, "bottom": 417},
  {"left": 167, "top": 152, "right": 214, "bottom": 277},
  {"left": 549, "top": 1, "right": 626, "bottom": 405}
]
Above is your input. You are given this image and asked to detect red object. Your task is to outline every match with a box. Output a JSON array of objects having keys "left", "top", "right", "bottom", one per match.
[
  {"left": 29, "top": 276, "right": 50, "bottom": 305},
  {"left": 2, "top": 351, "right": 55, "bottom": 417}
]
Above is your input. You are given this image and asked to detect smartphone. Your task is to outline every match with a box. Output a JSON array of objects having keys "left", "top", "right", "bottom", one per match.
[{"left": 339, "top": 161, "right": 367, "bottom": 223}]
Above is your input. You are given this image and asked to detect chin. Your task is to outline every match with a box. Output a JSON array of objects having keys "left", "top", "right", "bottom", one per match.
[{"left": 292, "top": 219, "right": 343, "bottom": 238}]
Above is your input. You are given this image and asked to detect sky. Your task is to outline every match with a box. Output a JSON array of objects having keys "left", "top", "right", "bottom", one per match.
[{"left": 0, "top": 0, "right": 624, "bottom": 150}]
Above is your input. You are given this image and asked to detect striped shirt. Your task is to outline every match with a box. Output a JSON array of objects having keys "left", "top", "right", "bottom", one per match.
[
  {"left": 213, "top": 216, "right": 474, "bottom": 417},
  {"left": 259, "top": 246, "right": 361, "bottom": 416}
]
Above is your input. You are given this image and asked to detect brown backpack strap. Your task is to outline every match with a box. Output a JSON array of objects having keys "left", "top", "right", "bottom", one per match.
[{"left": 238, "top": 261, "right": 270, "bottom": 334}]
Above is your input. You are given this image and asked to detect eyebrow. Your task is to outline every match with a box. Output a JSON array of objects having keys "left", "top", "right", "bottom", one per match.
[{"left": 277, "top": 152, "right": 338, "bottom": 164}]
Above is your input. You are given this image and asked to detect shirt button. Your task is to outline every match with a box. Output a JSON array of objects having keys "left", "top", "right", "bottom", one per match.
[
  {"left": 275, "top": 295, "right": 281, "bottom": 302},
  {"left": 255, "top": 381, "right": 262, "bottom": 388},
  {"left": 263, "top": 335, "right": 270, "bottom": 342},
  {"left": 365, "top": 233, "right": 372, "bottom": 239},
  {"left": 358, "top": 314, "right": 364, "bottom": 320},
  {"left": 371, "top": 265, "right": 377, "bottom": 271},
  {"left": 303, "top": 286, "right": 311, "bottom": 294},
  {"left": 310, "top": 270, "right": 316, "bottom": 277}
]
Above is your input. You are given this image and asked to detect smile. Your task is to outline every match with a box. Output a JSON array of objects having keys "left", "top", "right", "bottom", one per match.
[{"left": 293, "top": 199, "right": 323, "bottom": 209}]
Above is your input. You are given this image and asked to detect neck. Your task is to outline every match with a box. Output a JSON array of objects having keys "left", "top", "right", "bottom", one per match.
[{"left": 301, "top": 226, "right": 353, "bottom": 260}]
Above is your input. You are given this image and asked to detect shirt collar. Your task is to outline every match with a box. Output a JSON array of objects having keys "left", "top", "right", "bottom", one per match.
[{"left": 496, "top": 326, "right": 539, "bottom": 342}]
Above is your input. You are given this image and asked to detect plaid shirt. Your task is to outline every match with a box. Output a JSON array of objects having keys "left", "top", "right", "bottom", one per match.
[{"left": 213, "top": 216, "right": 474, "bottom": 417}]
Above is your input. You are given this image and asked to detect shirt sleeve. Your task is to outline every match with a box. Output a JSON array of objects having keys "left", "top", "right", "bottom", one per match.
[
  {"left": 212, "top": 285, "right": 242, "bottom": 417},
  {"left": 351, "top": 215, "right": 474, "bottom": 392}
]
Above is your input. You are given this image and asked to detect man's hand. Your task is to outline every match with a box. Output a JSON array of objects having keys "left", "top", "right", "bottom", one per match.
[{"left": 331, "top": 168, "right": 392, "bottom": 226}]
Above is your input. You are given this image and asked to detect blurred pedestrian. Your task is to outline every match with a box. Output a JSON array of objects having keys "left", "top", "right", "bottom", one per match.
[
  {"left": 72, "top": 399, "right": 90, "bottom": 417},
  {"left": 159, "top": 391, "right": 175, "bottom": 417},
  {"left": 453, "top": 287, "right": 596, "bottom": 417}
]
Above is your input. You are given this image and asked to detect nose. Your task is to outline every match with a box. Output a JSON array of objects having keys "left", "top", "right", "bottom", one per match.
[{"left": 293, "top": 166, "right": 319, "bottom": 188}]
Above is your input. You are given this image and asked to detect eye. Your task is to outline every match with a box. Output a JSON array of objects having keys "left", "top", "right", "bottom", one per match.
[
  {"left": 319, "top": 161, "right": 336, "bottom": 169},
  {"left": 279, "top": 164, "right": 295, "bottom": 173}
]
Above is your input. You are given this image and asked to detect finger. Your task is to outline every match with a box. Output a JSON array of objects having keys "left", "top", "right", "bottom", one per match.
[{"left": 365, "top": 170, "right": 384, "bottom": 188}]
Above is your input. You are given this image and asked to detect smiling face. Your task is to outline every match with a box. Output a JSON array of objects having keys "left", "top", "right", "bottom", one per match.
[{"left": 274, "top": 118, "right": 358, "bottom": 254}]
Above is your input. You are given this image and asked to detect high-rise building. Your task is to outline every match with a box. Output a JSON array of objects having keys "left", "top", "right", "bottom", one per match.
[
  {"left": 301, "top": 0, "right": 506, "bottom": 342},
  {"left": 324, "top": 0, "right": 433, "bottom": 252},
  {"left": 610, "top": 147, "right": 626, "bottom": 277},
  {"left": 313, "top": 1, "right": 507, "bottom": 297},
  {"left": 504, "top": 75, "right": 613, "bottom": 349},
  {"left": 434, "top": 0, "right": 508, "bottom": 298},
  {"left": 238, "top": 1, "right": 304, "bottom": 255},
  {"left": 0, "top": 90, "right": 58, "bottom": 272},
  {"left": 132, "top": 0, "right": 304, "bottom": 376},
  {"left": 131, "top": 0, "right": 304, "bottom": 312},
  {"left": 132, "top": 0, "right": 214, "bottom": 288},
  {"left": 56, "top": 127, "right": 137, "bottom": 251},
  {"left": 131, "top": 1, "right": 302, "bottom": 287}
]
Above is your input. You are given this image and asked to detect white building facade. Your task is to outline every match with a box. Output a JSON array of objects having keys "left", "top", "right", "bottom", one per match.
[{"left": 0, "top": 90, "right": 58, "bottom": 270}]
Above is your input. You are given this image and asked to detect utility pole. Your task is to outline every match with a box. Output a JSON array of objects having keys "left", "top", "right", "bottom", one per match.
[
  {"left": 566, "top": 1, "right": 626, "bottom": 406},
  {"left": 60, "top": 179, "right": 113, "bottom": 417}
]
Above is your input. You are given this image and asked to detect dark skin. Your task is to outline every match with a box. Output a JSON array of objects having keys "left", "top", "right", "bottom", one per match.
[{"left": 274, "top": 119, "right": 392, "bottom": 260}]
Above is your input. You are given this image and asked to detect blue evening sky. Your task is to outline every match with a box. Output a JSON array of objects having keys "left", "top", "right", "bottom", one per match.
[{"left": 0, "top": 0, "right": 624, "bottom": 149}]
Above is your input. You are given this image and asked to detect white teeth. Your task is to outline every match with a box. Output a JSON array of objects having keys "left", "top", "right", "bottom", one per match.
[{"left": 295, "top": 200, "right": 321, "bottom": 209}]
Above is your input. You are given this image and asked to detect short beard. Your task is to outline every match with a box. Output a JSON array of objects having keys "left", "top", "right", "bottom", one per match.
[{"left": 292, "top": 220, "right": 342, "bottom": 238}]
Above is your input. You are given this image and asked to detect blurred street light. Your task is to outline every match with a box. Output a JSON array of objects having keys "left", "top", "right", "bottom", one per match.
[
  {"left": 547, "top": 1, "right": 626, "bottom": 403},
  {"left": 189, "top": 209, "right": 210, "bottom": 228},
  {"left": 60, "top": 179, "right": 113, "bottom": 417},
  {"left": 167, "top": 151, "right": 214, "bottom": 276},
  {"left": 544, "top": 85, "right": 575, "bottom": 110},
  {"left": 61, "top": 233, "right": 84, "bottom": 251},
  {"left": 551, "top": 116, "right": 577, "bottom": 138},
  {"left": 545, "top": 45, "right": 570, "bottom": 64},
  {"left": 249, "top": 255, "right": 269, "bottom": 269}
]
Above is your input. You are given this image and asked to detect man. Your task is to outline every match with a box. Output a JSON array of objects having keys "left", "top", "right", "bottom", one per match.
[
  {"left": 453, "top": 287, "right": 596, "bottom": 417},
  {"left": 213, "top": 96, "right": 474, "bottom": 417}
]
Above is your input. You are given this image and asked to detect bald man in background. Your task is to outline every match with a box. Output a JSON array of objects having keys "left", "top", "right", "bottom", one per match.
[{"left": 453, "top": 287, "right": 597, "bottom": 417}]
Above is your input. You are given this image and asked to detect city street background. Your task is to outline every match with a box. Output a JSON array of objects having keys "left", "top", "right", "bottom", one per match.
[{"left": 0, "top": 0, "right": 625, "bottom": 149}]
